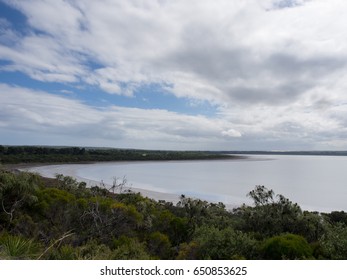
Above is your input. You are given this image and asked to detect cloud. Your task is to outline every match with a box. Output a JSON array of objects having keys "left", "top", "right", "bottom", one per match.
[
  {"left": 1, "top": 0, "right": 347, "bottom": 149},
  {"left": 0, "top": 83, "right": 245, "bottom": 149},
  {"left": 2, "top": 82, "right": 347, "bottom": 150},
  {"left": 221, "top": 129, "right": 242, "bottom": 138},
  {"left": 2, "top": 0, "right": 347, "bottom": 103}
]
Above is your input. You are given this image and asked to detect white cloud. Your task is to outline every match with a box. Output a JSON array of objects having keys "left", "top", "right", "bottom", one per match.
[
  {"left": 0, "top": 84, "right": 245, "bottom": 149},
  {"left": 221, "top": 129, "right": 242, "bottom": 138},
  {"left": 1, "top": 82, "right": 347, "bottom": 149},
  {"left": 1, "top": 0, "right": 347, "bottom": 149},
  {"left": 3, "top": 0, "right": 347, "bottom": 102}
]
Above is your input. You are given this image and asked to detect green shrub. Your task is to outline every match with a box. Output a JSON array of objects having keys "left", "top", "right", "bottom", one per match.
[
  {"left": 319, "top": 223, "right": 347, "bottom": 259},
  {"left": 261, "top": 233, "right": 313, "bottom": 259},
  {"left": 112, "top": 236, "right": 151, "bottom": 260},
  {"left": 193, "top": 225, "right": 258, "bottom": 259},
  {"left": 76, "top": 240, "right": 113, "bottom": 260},
  {"left": 147, "top": 232, "right": 172, "bottom": 259},
  {"left": 176, "top": 241, "right": 200, "bottom": 260},
  {"left": 48, "top": 245, "right": 77, "bottom": 260},
  {"left": 0, "top": 234, "right": 41, "bottom": 259}
]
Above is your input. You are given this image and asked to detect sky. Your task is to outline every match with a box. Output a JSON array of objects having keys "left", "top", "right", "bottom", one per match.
[{"left": 1, "top": 0, "right": 347, "bottom": 150}]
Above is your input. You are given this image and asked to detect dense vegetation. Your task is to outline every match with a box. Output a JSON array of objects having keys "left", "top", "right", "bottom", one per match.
[
  {"left": 0, "top": 145, "right": 233, "bottom": 164},
  {"left": 1, "top": 169, "right": 347, "bottom": 260}
]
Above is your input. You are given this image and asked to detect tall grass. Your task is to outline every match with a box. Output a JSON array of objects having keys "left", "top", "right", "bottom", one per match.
[{"left": 0, "top": 235, "right": 40, "bottom": 259}]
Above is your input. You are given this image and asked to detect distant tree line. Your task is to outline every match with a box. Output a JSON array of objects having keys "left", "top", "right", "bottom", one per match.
[
  {"left": 0, "top": 145, "right": 233, "bottom": 164},
  {"left": 225, "top": 150, "right": 347, "bottom": 156},
  {"left": 1, "top": 170, "right": 347, "bottom": 260}
]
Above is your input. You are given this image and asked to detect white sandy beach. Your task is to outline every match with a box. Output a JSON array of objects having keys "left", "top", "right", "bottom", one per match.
[
  {"left": 21, "top": 162, "right": 239, "bottom": 209},
  {"left": 17, "top": 154, "right": 347, "bottom": 213},
  {"left": 22, "top": 164, "right": 185, "bottom": 206}
]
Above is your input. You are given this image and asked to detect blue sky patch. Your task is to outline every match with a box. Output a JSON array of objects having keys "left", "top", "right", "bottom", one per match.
[{"left": 0, "top": 1, "right": 27, "bottom": 32}]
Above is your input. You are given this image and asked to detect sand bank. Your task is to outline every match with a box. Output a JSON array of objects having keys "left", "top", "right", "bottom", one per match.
[
  {"left": 22, "top": 164, "right": 182, "bottom": 205},
  {"left": 21, "top": 163, "right": 238, "bottom": 209}
]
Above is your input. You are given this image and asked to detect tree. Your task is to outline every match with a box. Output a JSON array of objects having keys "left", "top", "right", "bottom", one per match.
[
  {"left": 55, "top": 174, "right": 85, "bottom": 193},
  {"left": 0, "top": 171, "right": 39, "bottom": 224},
  {"left": 324, "top": 211, "right": 347, "bottom": 226},
  {"left": 109, "top": 176, "right": 129, "bottom": 194},
  {"left": 177, "top": 195, "right": 209, "bottom": 226},
  {"left": 247, "top": 185, "right": 275, "bottom": 206},
  {"left": 235, "top": 186, "right": 303, "bottom": 237}
]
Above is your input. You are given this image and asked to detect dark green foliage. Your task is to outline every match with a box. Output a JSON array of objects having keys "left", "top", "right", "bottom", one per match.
[
  {"left": 176, "top": 241, "right": 200, "bottom": 260},
  {"left": 34, "top": 187, "right": 78, "bottom": 239},
  {"left": 147, "top": 231, "right": 172, "bottom": 259},
  {"left": 296, "top": 211, "right": 326, "bottom": 243},
  {"left": 261, "top": 233, "right": 313, "bottom": 260},
  {"left": 112, "top": 236, "right": 151, "bottom": 260},
  {"left": 319, "top": 223, "right": 347, "bottom": 259},
  {"left": 0, "top": 170, "right": 39, "bottom": 224},
  {"left": 55, "top": 174, "right": 87, "bottom": 194},
  {"left": 0, "top": 145, "right": 232, "bottom": 164},
  {"left": 152, "top": 209, "right": 189, "bottom": 246},
  {"left": 0, "top": 234, "right": 42, "bottom": 259},
  {"left": 52, "top": 245, "right": 78, "bottom": 260},
  {"left": 177, "top": 195, "right": 232, "bottom": 229},
  {"left": 193, "top": 225, "right": 258, "bottom": 259},
  {"left": 324, "top": 211, "right": 347, "bottom": 226},
  {"left": 47, "top": 240, "right": 113, "bottom": 260},
  {"left": 0, "top": 171, "right": 345, "bottom": 260},
  {"left": 234, "top": 186, "right": 324, "bottom": 242},
  {"left": 248, "top": 185, "right": 275, "bottom": 206}
]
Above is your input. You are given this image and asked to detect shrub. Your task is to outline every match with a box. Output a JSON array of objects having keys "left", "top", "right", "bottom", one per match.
[
  {"left": 147, "top": 232, "right": 172, "bottom": 259},
  {"left": 261, "top": 233, "right": 313, "bottom": 259},
  {"left": 319, "top": 223, "right": 347, "bottom": 259},
  {"left": 112, "top": 236, "right": 151, "bottom": 260},
  {"left": 0, "top": 234, "right": 41, "bottom": 259},
  {"left": 193, "top": 225, "right": 258, "bottom": 259}
]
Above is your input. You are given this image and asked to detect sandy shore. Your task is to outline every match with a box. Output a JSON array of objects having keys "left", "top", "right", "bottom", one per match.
[
  {"left": 19, "top": 162, "right": 239, "bottom": 209},
  {"left": 20, "top": 163, "right": 183, "bottom": 206}
]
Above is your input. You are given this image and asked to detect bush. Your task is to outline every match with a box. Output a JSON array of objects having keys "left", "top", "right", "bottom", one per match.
[
  {"left": 147, "top": 232, "right": 172, "bottom": 259},
  {"left": 0, "top": 234, "right": 41, "bottom": 259},
  {"left": 319, "top": 223, "right": 347, "bottom": 259},
  {"left": 112, "top": 236, "right": 151, "bottom": 260},
  {"left": 176, "top": 241, "right": 200, "bottom": 260},
  {"left": 261, "top": 233, "right": 313, "bottom": 259},
  {"left": 193, "top": 225, "right": 259, "bottom": 259}
]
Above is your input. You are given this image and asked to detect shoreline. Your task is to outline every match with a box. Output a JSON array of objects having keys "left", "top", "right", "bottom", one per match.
[
  {"left": 18, "top": 161, "right": 241, "bottom": 210},
  {"left": 1, "top": 155, "right": 250, "bottom": 171},
  {"left": 3, "top": 156, "right": 342, "bottom": 213}
]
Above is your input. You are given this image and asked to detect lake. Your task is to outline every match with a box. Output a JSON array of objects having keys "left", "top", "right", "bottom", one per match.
[{"left": 26, "top": 155, "right": 347, "bottom": 213}]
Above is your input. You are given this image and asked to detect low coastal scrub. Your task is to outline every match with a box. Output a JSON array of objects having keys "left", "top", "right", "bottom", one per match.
[
  {"left": 0, "top": 145, "right": 232, "bottom": 164},
  {"left": 1, "top": 169, "right": 347, "bottom": 259}
]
